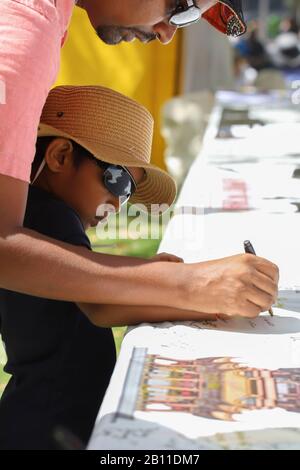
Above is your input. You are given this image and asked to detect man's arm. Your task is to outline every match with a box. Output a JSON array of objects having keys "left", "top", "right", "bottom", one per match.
[
  {"left": 0, "top": 175, "right": 187, "bottom": 306},
  {"left": 0, "top": 175, "right": 279, "bottom": 317}
]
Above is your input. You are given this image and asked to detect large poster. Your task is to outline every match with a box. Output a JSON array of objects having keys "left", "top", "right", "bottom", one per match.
[{"left": 89, "top": 309, "right": 300, "bottom": 450}]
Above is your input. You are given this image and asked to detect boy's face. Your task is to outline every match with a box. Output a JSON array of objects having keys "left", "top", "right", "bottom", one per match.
[
  {"left": 65, "top": 157, "right": 145, "bottom": 230},
  {"left": 36, "top": 139, "right": 145, "bottom": 230}
]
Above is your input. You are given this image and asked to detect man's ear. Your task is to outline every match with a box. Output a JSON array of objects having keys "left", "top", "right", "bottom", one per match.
[{"left": 44, "top": 138, "right": 74, "bottom": 173}]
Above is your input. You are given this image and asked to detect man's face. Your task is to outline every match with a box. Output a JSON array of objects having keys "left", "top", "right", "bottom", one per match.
[
  {"left": 79, "top": 0, "right": 215, "bottom": 45},
  {"left": 79, "top": 0, "right": 177, "bottom": 45}
]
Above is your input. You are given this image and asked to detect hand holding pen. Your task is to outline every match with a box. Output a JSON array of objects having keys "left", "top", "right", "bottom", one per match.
[{"left": 244, "top": 240, "right": 274, "bottom": 317}]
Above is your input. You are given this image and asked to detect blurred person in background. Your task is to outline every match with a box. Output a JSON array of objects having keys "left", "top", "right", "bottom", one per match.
[
  {"left": 268, "top": 16, "right": 300, "bottom": 70},
  {"left": 243, "top": 21, "right": 273, "bottom": 71}
]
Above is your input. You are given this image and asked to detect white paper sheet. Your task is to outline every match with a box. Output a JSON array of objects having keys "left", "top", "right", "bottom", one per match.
[{"left": 89, "top": 309, "right": 300, "bottom": 450}]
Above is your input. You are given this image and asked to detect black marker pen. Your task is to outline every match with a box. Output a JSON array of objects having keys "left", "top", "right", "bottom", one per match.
[{"left": 244, "top": 240, "right": 274, "bottom": 317}]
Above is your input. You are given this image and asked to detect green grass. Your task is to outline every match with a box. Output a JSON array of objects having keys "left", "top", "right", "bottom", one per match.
[
  {"left": 88, "top": 220, "right": 162, "bottom": 356},
  {"left": 89, "top": 223, "right": 162, "bottom": 357},
  {"left": 113, "top": 327, "right": 127, "bottom": 356},
  {"left": 0, "top": 223, "right": 162, "bottom": 396},
  {"left": 0, "top": 341, "right": 9, "bottom": 397}
]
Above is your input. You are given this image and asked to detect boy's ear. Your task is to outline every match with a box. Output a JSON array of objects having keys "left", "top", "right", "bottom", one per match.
[{"left": 44, "top": 138, "right": 74, "bottom": 173}]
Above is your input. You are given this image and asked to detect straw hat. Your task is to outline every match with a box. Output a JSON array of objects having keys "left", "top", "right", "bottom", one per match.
[{"left": 38, "top": 85, "right": 177, "bottom": 212}]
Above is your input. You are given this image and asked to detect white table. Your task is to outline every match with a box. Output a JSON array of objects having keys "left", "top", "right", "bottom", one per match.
[
  {"left": 88, "top": 91, "right": 300, "bottom": 450},
  {"left": 159, "top": 90, "right": 300, "bottom": 307}
]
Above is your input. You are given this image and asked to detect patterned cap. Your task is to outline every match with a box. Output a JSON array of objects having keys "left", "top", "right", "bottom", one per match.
[{"left": 202, "top": 0, "right": 247, "bottom": 37}]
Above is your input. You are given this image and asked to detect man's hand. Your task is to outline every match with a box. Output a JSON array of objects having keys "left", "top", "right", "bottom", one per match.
[
  {"left": 187, "top": 254, "right": 279, "bottom": 318},
  {"left": 151, "top": 252, "right": 184, "bottom": 263}
]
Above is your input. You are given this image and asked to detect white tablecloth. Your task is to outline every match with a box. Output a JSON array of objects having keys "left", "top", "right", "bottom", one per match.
[{"left": 88, "top": 91, "right": 300, "bottom": 450}]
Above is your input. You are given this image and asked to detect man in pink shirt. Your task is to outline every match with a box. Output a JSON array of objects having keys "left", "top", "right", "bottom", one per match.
[{"left": 0, "top": 1, "right": 278, "bottom": 320}]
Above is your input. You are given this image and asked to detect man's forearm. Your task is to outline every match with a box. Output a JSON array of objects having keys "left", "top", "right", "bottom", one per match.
[
  {"left": 0, "top": 227, "right": 188, "bottom": 308},
  {"left": 78, "top": 302, "right": 215, "bottom": 327},
  {"left": 0, "top": 174, "right": 279, "bottom": 319}
]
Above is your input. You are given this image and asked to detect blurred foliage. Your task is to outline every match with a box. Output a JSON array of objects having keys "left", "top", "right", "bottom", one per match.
[{"left": 268, "top": 14, "right": 281, "bottom": 38}]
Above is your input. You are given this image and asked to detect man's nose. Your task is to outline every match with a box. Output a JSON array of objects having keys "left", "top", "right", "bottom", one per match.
[{"left": 153, "top": 22, "right": 177, "bottom": 44}]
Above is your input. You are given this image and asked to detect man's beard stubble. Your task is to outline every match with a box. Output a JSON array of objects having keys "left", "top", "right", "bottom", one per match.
[{"left": 96, "top": 26, "right": 157, "bottom": 45}]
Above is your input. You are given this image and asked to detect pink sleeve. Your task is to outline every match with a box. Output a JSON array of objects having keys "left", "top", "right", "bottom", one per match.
[{"left": 0, "top": 0, "right": 71, "bottom": 182}]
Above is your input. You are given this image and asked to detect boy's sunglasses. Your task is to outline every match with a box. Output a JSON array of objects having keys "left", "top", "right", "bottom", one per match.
[
  {"left": 88, "top": 156, "right": 137, "bottom": 205},
  {"left": 31, "top": 155, "right": 138, "bottom": 205}
]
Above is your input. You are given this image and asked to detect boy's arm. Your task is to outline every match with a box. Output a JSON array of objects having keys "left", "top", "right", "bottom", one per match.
[{"left": 77, "top": 302, "right": 216, "bottom": 327}]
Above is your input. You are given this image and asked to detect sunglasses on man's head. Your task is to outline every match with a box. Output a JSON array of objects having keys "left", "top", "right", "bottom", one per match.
[
  {"left": 169, "top": 0, "right": 204, "bottom": 27},
  {"left": 169, "top": 0, "right": 246, "bottom": 37},
  {"left": 88, "top": 156, "right": 137, "bottom": 205}
]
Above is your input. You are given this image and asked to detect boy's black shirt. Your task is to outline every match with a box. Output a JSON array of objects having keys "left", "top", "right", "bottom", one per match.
[{"left": 0, "top": 186, "right": 116, "bottom": 449}]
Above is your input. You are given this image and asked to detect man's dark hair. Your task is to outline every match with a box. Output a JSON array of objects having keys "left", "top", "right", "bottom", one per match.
[{"left": 31, "top": 136, "right": 93, "bottom": 182}]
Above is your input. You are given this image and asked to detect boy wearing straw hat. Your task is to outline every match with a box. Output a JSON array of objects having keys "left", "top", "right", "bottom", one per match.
[{"left": 0, "top": 85, "right": 180, "bottom": 450}]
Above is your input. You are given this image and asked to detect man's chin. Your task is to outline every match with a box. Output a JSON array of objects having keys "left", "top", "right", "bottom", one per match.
[
  {"left": 95, "top": 26, "right": 156, "bottom": 45},
  {"left": 95, "top": 27, "right": 123, "bottom": 45},
  {"left": 98, "top": 36, "right": 123, "bottom": 45},
  {"left": 98, "top": 37, "right": 136, "bottom": 46}
]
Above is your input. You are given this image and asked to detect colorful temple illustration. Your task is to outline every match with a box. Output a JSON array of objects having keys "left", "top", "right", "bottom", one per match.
[{"left": 136, "top": 353, "right": 300, "bottom": 421}]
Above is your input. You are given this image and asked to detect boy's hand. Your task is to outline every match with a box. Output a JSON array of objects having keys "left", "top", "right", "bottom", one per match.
[{"left": 152, "top": 252, "right": 184, "bottom": 263}]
